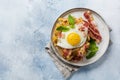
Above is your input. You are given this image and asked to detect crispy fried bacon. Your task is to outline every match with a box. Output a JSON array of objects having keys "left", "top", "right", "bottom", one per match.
[
  {"left": 83, "top": 20, "right": 89, "bottom": 27},
  {"left": 63, "top": 49, "right": 72, "bottom": 58},
  {"left": 84, "top": 11, "right": 102, "bottom": 43},
  {"left": 88, "top": 24, "right": 102, "bottom": 43},
  {"left": 84, "top": 11, "right": 93, "bottom": 22},
  {"left": 72, "top": 42, "right": 90, "bottom": 61},
  {"left": 62, "top": 42, "right": 90, "bottom": 61}
]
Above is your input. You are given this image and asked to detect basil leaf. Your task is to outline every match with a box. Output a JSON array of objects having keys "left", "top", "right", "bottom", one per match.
[
  {"left": 88, "top": 39, "right": 98, "bottom": 51},
  {"left": 86, "top": 51, "right": 96, "bottom": 59},
  {"left": 56, "top": 26, "right": 70, "bottom": 32},
  {"left": 68, "top": 15, "right": 75, "bottom": 25},
  {"left": 70, "top": 25, "right": 75, "bottom": 28},
  {"left": 86, "top": 39, "right": 98, "bottom": 59}
]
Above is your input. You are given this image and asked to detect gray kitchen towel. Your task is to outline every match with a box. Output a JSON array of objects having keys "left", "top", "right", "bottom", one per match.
[
  {"left": 45, "top": 26, "right": 112, "bottom": 80},
  {"left": 45, "top": 43, "right": 80, "bottom": 79}
]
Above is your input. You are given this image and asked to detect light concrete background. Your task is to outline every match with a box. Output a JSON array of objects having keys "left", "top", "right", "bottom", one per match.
[{"left": 0, "top": 0, "right": 120, "bottom": 80}]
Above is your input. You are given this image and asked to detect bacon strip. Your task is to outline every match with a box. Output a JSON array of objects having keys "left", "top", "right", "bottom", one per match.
[
  {"left": 63, "top": 49, "right": 72, "bottom": 58},
  {"left": 83, "top": 20, "right": 89, "bottom": 27},
  {"left": 84, "top": 11, "right": 93, "bottom": 22},
  {"left": 84, "top": 11, "right": 102, "bottom": 43},
  {"left": 72, "top": 42, "right": 90, "bottom": 61},
  {"left": 62, "top": 42, "right": 90, "bottom": 61}
]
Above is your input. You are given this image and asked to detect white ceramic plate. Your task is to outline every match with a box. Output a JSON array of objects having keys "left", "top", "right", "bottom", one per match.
[{"left": 51, "top": 8, "right": 110, "bottom": 66}]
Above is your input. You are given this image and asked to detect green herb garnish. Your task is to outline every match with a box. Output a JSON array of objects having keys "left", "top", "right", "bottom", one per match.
[
  {"left": 68, "top": 15, "right": 75, "bottom": 28},
  {"left": 56, "top": 26, "right": 70, "bottom": 32},
  {"left": 70, "top": 25, "right": 75, "bottom": 28},
  {"left": 68, "top": 15, "right": 75, "bottom": 25},
  {"left": 86, "top": 39, "right": 98, "bottom": 59}
]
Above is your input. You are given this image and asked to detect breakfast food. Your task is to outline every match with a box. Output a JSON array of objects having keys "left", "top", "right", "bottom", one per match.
[{"left": 52, "top": 11, "right": 102, "bottom": 62}]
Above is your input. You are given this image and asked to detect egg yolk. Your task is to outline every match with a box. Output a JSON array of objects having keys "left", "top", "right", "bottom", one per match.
[{"left": 67, "top": 32, "right": 81, "bottom": 46}]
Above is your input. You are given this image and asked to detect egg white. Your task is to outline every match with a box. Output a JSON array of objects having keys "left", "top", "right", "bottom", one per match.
[{"left": 57, "top": 24, "right": 88, "bottom": 49}]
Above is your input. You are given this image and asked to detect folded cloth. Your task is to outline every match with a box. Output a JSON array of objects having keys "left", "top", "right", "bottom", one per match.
[
  {"left": 45, "top": 43, "right": 80, "bottom": 79},
  {"left": 45, "top": 26, "right": 112, "bottom": 80}
]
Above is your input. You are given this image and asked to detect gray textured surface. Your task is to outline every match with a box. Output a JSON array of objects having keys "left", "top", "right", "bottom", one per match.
[{"left": 0, "top": 0, "right": 120, "bottom": 80}]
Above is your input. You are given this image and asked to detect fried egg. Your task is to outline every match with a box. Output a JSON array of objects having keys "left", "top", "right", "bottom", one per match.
[{"left": 57, "top": 24, "right": 88, "bottom": 49}]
